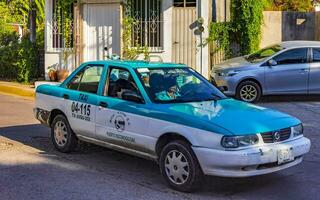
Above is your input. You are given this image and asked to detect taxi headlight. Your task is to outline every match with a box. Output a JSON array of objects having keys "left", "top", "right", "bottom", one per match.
[
  {"left": 293, "top": 124, "right": 303, "bottom": 137},
  {"left": 221, "top": 135, "right": 259, "bottom": 148}
]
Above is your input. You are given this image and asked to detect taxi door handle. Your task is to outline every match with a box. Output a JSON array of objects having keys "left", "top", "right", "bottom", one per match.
[
  {"left": 299, "top": 68, "right": 309, "bottom": 74},
  {"left": 99, "top": 102, "right": 108, "bottom": 108},
  {"left": 63, "top": 94, "right": 69, "bottom": 99}
]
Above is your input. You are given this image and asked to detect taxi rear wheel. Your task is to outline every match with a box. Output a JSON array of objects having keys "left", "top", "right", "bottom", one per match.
[
  {"left": 51, "top": 115, "right": 78, "bottom": 153},
  {"left": 159, "top": 140, "right": 203, "bottom": 192}
]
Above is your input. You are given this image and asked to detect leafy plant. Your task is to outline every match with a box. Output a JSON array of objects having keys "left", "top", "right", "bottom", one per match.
[
  {"left": 53, "top": 0, "right": 74, "bottom": 49},
  {"left": 122, "top": 16, "right": 149, "bottom": 60},
  {"left": 265, "top": 0, "right": 314, "bottom": 12},
  {"left": 207, "top": 22, "right": 232, "bottom": 57},
  {"left": 208, "top": 0, "right": 268, "bottom": 57},
  {"left": 16, "top": 38, "right": 39, "bottom": 82},
  {"left": 0, "top": 35, "right": 38, "bottom": 82}
]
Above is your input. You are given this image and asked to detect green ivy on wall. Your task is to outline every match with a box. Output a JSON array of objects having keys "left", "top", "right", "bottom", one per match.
[
  {"left": 53, "top": 0, "right": 74, "bottom": 49},
  {"left": 208, "top": 0, "right": 268, "bottom": 57}
]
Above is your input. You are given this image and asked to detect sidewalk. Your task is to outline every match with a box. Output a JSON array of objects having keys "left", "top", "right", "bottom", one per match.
[{"left": 0, "top": 81, "right": 35, "bottom": 100}]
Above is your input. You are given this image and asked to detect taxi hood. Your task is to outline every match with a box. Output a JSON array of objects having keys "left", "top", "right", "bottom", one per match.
[{"left": 159, "top": 99, "right": 300, "bottom": 136}]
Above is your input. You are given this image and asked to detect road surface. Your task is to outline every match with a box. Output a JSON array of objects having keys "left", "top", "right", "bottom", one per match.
[{"left": 0, "top": 94, "right": 319, "bottom": 200}]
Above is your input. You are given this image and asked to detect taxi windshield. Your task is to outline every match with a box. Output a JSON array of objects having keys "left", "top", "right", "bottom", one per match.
[{"left": 136, "top": 67, "right": 227, "bottom": 103}]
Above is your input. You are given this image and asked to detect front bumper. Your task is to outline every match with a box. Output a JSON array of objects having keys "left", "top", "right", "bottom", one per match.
[
  {"left": 193, "top": 136, "right": 310, "bottom": 177},
  {"left": 34, "top": 107, "right": 50, "bottom": 126}
]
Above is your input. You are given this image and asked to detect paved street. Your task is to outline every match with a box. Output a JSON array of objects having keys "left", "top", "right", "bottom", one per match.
[{"left": 0, "top": 93, "right": 319, "bottom": 200}]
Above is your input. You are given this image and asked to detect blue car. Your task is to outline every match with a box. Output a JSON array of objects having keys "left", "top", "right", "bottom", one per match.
[{"left": 34, "top": 60, "right": 310, "bottom": 192}]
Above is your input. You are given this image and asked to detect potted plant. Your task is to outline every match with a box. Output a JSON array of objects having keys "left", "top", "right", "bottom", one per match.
[
  {"left": 56, "top": 49, "right": 73, "bottom": 82},
  {"left": 47, "top": 65, "right": 57, "bottom": 81},
  {"left": 56, "top": 69, "right": 69, "bottom": 82}
]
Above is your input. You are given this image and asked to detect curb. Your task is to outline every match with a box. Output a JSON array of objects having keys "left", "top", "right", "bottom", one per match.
[{"left": 0, "top": 82, "right": 35, "bottom": 100}]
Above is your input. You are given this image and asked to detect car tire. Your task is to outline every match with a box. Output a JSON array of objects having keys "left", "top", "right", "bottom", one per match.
[
  {"left": 51, "top": 114, "right": 78, "bottom": 153},
  {"left": 159, "top": 140, "right": 203, "bottom": 192},
  {"left": 236, "top": 80, "right": 262, "bottom": 103}
]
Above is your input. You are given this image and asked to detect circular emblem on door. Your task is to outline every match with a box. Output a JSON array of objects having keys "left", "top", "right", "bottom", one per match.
[
  {"left": 114, "top": 115, "right": 126, "bottom": 132},
  {"left": 273, "top": 131, "right": 281, "bottom": 142}
]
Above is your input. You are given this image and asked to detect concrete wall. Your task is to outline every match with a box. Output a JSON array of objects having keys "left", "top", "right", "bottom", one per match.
[
  {"left": 261, "top": 11, "right": 282, "bottom": 48},
  {"left": 315, "top": 12, "right": 320, "bottom": 41},
  {"left": 282, "top": 11, "right": 315, "bottom": 41},
  {"left": 261, "top": 11, "right": 320, "bottom": 48}
]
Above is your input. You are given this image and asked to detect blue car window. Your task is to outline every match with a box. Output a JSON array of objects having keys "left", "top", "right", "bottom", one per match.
[
  {"left": 67, "top": 65, "right": 104, "bottom": 94},
  {"left": 312, "top": 48, "right": 320, "bottom": 62},
  {"left": 273, "top": 48, "right": 308, "bottom": 65},
  {"left": 107, "top": 67, "right": 140, "bottom": 100},
  {"left": 136, "top": 67, "right": 226, "bottom": 103}
]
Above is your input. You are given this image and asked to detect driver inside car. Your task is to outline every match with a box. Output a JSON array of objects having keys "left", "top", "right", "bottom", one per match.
[{"left": 155, "top": 77, "right": 181, "bottom": 101}]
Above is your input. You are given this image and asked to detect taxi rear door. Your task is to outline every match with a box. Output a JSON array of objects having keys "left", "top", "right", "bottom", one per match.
[{"left": 62, "top": 64, "right": 105, "bottom": 138}]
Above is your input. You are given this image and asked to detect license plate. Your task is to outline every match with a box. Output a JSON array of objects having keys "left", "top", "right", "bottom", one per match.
[{"left": 278, "top": 148, "right": 294, "bottom": 165}]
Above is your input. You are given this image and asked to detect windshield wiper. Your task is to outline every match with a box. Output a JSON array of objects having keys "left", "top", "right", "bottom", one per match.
[
  {"left": 156, "top": 99, "right": 190, "bottom": 104},
  {"left": 210, "top": 93, "right": 225, "bottom": 100}
]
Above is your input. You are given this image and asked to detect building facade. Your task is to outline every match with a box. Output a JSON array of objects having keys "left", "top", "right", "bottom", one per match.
[{"left": 44, "top": 0, "right": 218, "bottom": 79}]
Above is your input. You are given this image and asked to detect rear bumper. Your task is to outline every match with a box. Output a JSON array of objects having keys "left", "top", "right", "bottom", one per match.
[
  {"left": 33, "top": 107, "right": 50, "bottom": 126},
  {"left": 193, "top": 136, "right": 310, "bottom": 177}
]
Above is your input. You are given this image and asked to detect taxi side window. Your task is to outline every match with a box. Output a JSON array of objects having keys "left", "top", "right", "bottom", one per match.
[
  {"left": 67, "top": 65, "right": 104, "bottom": 94},
  {"left": 106, "top": 67, "right": 139, "bottom": 99}
]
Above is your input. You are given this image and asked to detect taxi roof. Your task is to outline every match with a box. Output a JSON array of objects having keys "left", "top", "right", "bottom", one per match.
[{"left": 81, "top": 60, "right": 187, "bottom": 69}]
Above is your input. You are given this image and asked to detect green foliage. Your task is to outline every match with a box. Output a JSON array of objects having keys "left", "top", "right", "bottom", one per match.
[
  {"left": 17, "top": 0, "right": 45, "bottom": 48},
  {"left": 0, "top": 36, "right": 19, "bottom": 79},
  {"left": 53, "top": 0, "right": 74, "bottom": 49},
  {"left": 0, "top": 30, "right": 19, "bottom": 46},
  {"left": 265, "top": 0, "right": 314, "bottom": 12},
  {"left": 122, "top": 17, "right": 150, "bottom": 60},
  {"left": 207, "top": 22, "right": 232, "bottom": 57},
  {"left": 0, "top": 2, "right": 20, "bottom": 45},
  {"left": 0, "top": 1, "right": 23, "bottom": 24},
  {"left": 208, "top": 0, "right": 268, "bottom": 56},
  {"left": 16, "top": 38, "right": 39, "bottom": 82},
  {"left": 232, "top": 0, "right": 267, "bottom": 55},
  {"left": 0, "top": 0, "right": 41, "bottom": 82},
  {"left": 0, "top": 35, "right": 38, "bottom": 83}
]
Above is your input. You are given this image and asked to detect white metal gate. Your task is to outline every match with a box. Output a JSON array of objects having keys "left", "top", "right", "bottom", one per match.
[
  {"left": 172, "top": 7, "right": 197, "bottom": 69},
  {"left": 83, "top": 4, "right": 121, "bottom": 62}
]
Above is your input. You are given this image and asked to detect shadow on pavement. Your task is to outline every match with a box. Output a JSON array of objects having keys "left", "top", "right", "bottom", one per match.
[
  {"left": 259, "top": 95, "right": 320, "bottom": 103},
  {"left": 0, "top": 124, "right": 309, "bottom": 199}
]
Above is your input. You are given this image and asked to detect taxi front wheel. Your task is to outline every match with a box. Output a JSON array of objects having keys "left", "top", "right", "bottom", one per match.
[
  {"left": 159, "top": 140, "right": 203, "bottom": 192},
  {"left": 51, "top": 115, "right": 78, "bottom": 153}
]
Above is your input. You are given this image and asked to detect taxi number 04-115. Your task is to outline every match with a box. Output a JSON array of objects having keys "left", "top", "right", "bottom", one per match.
[{"left": 71, "top": 102, "right": 91, "bottom": 121}]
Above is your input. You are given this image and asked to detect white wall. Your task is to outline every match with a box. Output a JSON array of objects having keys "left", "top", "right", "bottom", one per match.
[
  {"left": 44, "top": 0, "right": 211, "bottom": 78},
  {"left": 196, "top": 0, "right": 210, "bottom": 78},
  {"left": 150, "top": 0, "right": 210, "bottom": 78},
  {"left": 44, "top": 0, "right": 76, "bottom": 80}
]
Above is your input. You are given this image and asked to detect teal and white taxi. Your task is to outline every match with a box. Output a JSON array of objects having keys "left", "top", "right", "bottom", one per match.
[{"left": 34, "top": 60, "right": 311, "bottom": 192}]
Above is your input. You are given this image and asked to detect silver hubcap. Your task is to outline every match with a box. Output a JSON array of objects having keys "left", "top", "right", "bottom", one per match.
[
  {"left": 240, "top": 85, "right": 257, "bottom": 102},
  {"left": 165, "top": 150, "right": 190, "bottom": 185},
  {"left": 54, "top": 121, "right": 68, "bottom": 147}
]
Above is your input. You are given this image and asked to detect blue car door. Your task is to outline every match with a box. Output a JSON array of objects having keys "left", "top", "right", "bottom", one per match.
[
  {"left": 309, "top": 48, "right": 320, "bottom": 94},
  {"left": 95, "top": 66, "right": 155, "bottom": 155},
  {"left": 265, "top": 48, "right": 309, "bottom": 94}
]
